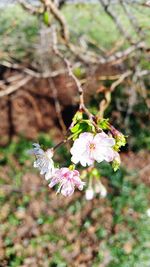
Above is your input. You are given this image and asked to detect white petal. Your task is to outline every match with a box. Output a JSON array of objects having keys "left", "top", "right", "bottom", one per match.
[
  {"left": 33, "top": 143, "right": 40, "bottom": 147},
  {"left": 45, "top": 171, "right": 52, "bottom": 180},
  {"left": 94, "top": 133, "right": 115, "bottom": 147},
  {"left": 71, "top": 155, "right": 80, "bottom": 164}
]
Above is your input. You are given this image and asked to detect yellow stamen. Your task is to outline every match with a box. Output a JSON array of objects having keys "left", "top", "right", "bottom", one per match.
[{"left": 89, "top": 143, "right": 95, "bottom": 150}]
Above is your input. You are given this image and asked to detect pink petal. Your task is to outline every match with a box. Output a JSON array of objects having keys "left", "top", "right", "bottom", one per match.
[{"left": 61, "top": 182, "right": 74, "bottom": 197}]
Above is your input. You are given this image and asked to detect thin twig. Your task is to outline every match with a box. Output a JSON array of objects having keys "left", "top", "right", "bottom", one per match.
[
  {"left": 98, "top": 70, "right": 132, "bottom": 119},
  {"left": 51, "top": 26, "right": 99, "bottom": 131},
  {"left": 48, "top": 77, "right": 67, "bottom": 135},
  {"left": 19, "top": 0, "right": 44, "bottom": 14},
  {"left": 0, "top": 60, "right": 67, "bottom": 78},
  {"left": 41, "top": 0, "right": 69, "bottom": 42},
  {"left": 0, "top": 76, "right": 32, "bottom": 98},
  {"left": 119, "top": 0, "right": 145, "bottom": 39},
  {"left": 99, "top": 0, "right": 133, "bottom": 44},
  {"left": 110, "top": 70, "right": 132, "bottom": 92}
]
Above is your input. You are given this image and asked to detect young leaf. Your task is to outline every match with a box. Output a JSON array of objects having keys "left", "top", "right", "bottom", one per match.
[
  {"left": 72, "top": 111, "right": 83, "bottom": 124},
  {"left": 97, "top": 118, "right": 109, "bottom": 130},
  {"left": 70, "top": 120, "right": 95, "bottom": 140},
  {"left": 112, "top": 159, "right": 120, "bottom": 172},
  {"left": 43, "top": 11, "right": 50, "bottom": 26}
]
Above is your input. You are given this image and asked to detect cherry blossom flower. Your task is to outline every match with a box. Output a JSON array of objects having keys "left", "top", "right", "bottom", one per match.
[
  {"left": 70, "top": 132, "right": 115, "bottom": 167},
  {"left": 29, "top": 143, "right": 54, "bottom": 179},
  {"left": 49, "top": 167, "right": 85, "bottom": 197}
]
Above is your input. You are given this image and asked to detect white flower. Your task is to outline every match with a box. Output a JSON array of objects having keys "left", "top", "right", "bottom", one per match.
[
  {"left": 29, "top": 143, "right": 54, "bottom": 179},
  {"left": 70, "top": 132, "right": 115, "bottom": 167}
]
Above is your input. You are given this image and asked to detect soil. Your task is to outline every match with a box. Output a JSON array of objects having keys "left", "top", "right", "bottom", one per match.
[
  {"left": 0, "top": 63, "right": 123, "bottom": 146},
  {"left": 0, "top": 150, "right": 149, "bottom": 266}
]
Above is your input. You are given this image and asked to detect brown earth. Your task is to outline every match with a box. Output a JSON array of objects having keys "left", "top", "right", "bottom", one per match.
[
  {"left": 0, "top": 150, "right": 149, "bottom": 266},
  {"left": 0, "top": 63, "right": 123, "bottom": 146},
  {"left": 0, "top": 72, "right": 77, "bottom": 146}
]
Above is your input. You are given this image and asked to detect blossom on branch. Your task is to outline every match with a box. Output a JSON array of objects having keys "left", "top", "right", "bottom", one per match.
[
  {"left": 49, "top": 167, "right": 85, "bottom": 197},
  {"left": 29, "top": 143, "right": 55, "bottom": 179},
  {"left": 70, "top": 132, "right": 115, "bottom": 167}
]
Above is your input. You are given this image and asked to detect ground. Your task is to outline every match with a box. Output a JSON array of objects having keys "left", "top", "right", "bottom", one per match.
[{"left": 0, "top": 138, "right": 150, "bottom": 267}]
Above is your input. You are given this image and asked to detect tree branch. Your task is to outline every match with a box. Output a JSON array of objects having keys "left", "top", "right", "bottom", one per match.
[{"left": 0, "top": 76, "right": 32, "bottom": 98}]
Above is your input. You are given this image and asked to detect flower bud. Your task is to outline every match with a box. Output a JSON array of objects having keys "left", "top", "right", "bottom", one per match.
[
  {"left": 85, "top": 188, "right": 94, "bottom": 200},
  {"left": 99, "top": 182, "right": 107, "bottom": 198},
  {"left": 112, "top": 151, "right": 121, "bottom": 171}
]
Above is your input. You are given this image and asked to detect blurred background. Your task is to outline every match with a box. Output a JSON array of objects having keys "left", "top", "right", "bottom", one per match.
[{"left": 0, "top": 0, "right": 150, "bottom": 266}]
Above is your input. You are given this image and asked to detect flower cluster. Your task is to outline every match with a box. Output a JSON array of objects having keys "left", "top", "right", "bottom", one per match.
[
  {"left": 29, "top": 116, "right": 126, "bottom": 199},
  {"left": 85, "top": 180, "right": 107, "bottom": 200},
  {"left": 29, "top": 144, "right": 85, "bottom": 197}
]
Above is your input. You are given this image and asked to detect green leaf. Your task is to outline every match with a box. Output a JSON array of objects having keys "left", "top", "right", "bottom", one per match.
[
  {"left": 72, "top": 111, "right": 83, "bottom": 124},
  {"left": 97, "top": 118, "right": 109, "bottom": 130},
  {"left": 43, "top": 11, "right": 50, "bottom": 26},
  {"left": 70, "top": 119, "right": 95, "bottom": 140},
  {"left": 91, "top": 168, "right": 100, "bottom": 178},
  {"left": 114, "top": 134, "right": 127, "bottom": 151},
  {"left": 112, "top": 159, "right": 120, "bottom": 172},
  {"left": 73, "top": 67, "right": 85, "bottom": 78},
  {"left": 70, "top": 123, "right": 80, "bottom": 133}
]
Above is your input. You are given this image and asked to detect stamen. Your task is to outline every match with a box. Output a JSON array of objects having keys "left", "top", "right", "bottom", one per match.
[{"left": 89, "top": 143, "right": 95, "bottom": 150}]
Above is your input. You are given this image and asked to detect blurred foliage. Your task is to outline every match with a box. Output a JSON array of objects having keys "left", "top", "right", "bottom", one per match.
[
  {"left": 88, "top": 80, "right": 150, "bottom": 152},
  {"left": 0, "top": 5, "right": 39, "bottom": 60},
  {"left": 63, "top": 3, "right": 150, "bottom": 48},
  {"left": 0, "top": 3, "right": 150, "bottom": 59}
]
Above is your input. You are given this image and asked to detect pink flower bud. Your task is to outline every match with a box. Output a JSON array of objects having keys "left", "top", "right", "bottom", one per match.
[{"left": 85, "top": 188, "right": 94, "bottom": 200}]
